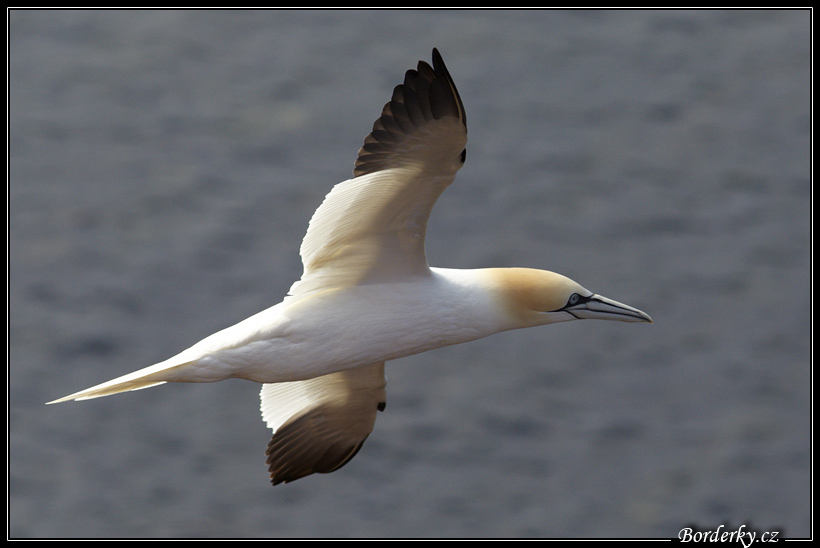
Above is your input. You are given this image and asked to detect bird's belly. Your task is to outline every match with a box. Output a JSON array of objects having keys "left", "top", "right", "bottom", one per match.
[{"left": 204, "top": 279, "right": 498, "bottom": 384}]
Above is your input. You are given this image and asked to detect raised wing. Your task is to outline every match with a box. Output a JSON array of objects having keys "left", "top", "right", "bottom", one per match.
[
  {"left": 289, "top": 48, "right": 468, "bottom": 296},
  {"left": 260, "top": 362, "right": 386, "bottom": 485}
]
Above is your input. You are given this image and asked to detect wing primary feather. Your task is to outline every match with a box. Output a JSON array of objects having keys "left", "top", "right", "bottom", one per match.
[
  {"left": 353, "top": 48, "right": 467, "bottom": 178},
  {"left": 260, "top": 363, "right": 386, "bottom": 485}
]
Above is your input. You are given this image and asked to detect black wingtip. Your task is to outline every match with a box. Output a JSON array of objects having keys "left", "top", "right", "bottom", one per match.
[
  {"left": 430, "top": 47, "right": 466, "bottom": 127},
  {"left": 352, "top": 48, "right": 467, "bottom": 178}
]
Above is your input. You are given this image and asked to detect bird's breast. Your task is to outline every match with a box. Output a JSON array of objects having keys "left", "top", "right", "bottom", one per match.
[{"left": 228, "top": 271, "right": 505, "bottom": 383}]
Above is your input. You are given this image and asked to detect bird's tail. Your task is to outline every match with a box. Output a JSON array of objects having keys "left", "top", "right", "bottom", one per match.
[{"left": 46, "top": 360, "right": 193, "bottom": 404}]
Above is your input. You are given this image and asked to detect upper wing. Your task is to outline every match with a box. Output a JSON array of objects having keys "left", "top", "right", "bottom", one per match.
[
  {"left": 289, "top": 48, "right": 468, "bottom": 296},
  {"left": 260, "top": 362, "right": 386, "bottom": 485}
]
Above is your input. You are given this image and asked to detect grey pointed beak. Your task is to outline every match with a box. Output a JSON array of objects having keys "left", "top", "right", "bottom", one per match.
[{"left": 566, "top": 294, "right": 653, "bottom": 323}]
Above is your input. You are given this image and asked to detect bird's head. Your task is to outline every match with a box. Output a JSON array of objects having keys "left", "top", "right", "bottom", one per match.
[{"left": 487, "top": 268, "right": 653, "bottom": 329}]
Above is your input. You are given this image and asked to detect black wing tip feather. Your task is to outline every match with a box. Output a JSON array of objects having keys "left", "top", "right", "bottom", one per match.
[
  {"left": 431, "top": 48, "right": 465, "bottom": 125},
  {"left": 265, "top": 398, "right": 386, "bottom": 486},
  {"left": 353, "top": 48, "right": 467, "bottom": 178},
  {"left": 266, "top": 434, "right": 367, "bottom": 486},
  {"left": 265, "top": 411, "right": 368, "bottom": 485}
]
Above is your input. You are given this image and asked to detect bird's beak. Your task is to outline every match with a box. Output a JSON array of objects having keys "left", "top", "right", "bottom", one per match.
[{"left": 565, "top": 294, "right": 653, "bottom": 323}]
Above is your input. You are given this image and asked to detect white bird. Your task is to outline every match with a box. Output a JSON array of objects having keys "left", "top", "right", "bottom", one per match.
[{"left": 48, "top": 49, "right": 652, "bottom": 485}]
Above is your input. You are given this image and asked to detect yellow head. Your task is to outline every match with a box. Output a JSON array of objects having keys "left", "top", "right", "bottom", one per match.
[{"left": 485, "top": 268, "right": 653, "bottom": 329}]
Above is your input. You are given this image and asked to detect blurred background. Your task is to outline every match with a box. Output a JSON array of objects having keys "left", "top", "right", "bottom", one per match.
[{"left": 9, "top": 9, "right": 810, "bottom": 538}]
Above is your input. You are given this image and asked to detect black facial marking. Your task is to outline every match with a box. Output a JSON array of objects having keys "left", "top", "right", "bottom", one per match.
[{"left": 561, "top": 293, "right": 591, "bottom": 310}]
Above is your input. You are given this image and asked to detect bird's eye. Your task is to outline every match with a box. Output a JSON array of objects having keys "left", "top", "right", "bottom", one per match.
[{"left": 567, "top": 293, "right": 580, "bottom": 306}]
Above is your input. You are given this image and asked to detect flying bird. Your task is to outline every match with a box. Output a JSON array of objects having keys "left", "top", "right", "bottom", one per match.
[{"left": 48, "top": 49, "right": 652, "bottom": 485}]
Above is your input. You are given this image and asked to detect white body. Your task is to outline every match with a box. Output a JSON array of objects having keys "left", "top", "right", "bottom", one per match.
[{"left": 160, "top": 269, "right": 505, "bottom": 384}]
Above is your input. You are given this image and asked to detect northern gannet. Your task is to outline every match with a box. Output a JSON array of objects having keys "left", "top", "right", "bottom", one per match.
[{"left": 48, "top": 49, "right": 652, "bottom": 485}]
